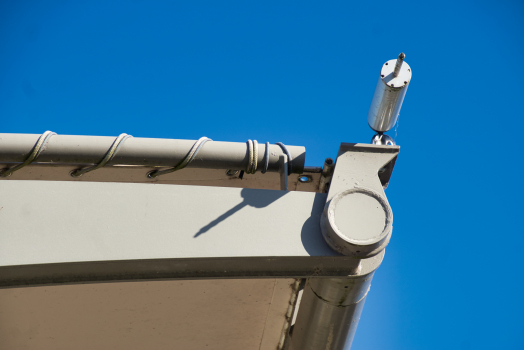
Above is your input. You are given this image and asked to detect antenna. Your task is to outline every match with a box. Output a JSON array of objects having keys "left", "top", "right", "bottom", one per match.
[{"left": 367, "top": 53, "right": 411, "bottom": 145}]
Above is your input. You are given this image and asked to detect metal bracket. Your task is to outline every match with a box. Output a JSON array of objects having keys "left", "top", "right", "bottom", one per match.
[
  {"left": 321, "top": 143, "right": 400, "bottom": 257},
  {"left": 289, "top": 143, "right": 400, "bottom": 350}
]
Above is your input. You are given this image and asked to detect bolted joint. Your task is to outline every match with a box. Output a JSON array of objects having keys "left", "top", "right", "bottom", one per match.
[{"left": 320, "top": 187, "right": 393, "bottom": 258}]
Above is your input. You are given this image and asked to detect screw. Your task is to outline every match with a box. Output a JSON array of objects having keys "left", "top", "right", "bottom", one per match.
[{"left": 226, "top": 169, "right": 239, "bottom": 176}]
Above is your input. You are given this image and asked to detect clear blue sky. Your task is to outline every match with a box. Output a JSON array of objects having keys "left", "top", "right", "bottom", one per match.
[{"left": 1, "top": 1, "right": 523, "bottom": 349}]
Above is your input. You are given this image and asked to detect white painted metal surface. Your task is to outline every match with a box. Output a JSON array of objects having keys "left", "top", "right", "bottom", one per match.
[
  {"left": 0, "top": 131, "right": 402, "bottom": 349},
  {"left": 0, "top": 180, "right": 332, "bottom": 267},
  {"left": 0, "top": 279, "right": 297, "bottom": 350}
]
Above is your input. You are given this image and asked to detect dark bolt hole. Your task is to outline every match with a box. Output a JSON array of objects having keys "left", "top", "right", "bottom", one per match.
[
  {"left": 385, "top": 62, "right": 388, "bottom": 65},
  {"left": 344, "top": 286, "right": 348, "bottom": 289}
]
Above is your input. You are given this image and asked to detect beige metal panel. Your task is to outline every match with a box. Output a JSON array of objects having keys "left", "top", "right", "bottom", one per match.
[
  {"left": 260, "top": 279, "right": 300, "bottom": 350},
  {"left": 0, "top": 278, "right": 297, "bottom": 350},
  {"left": 0, "top": 179, "right": 364, "bottom": 287},
  {"left": 0, "top": 180, "right": 332, "bottom": 268}
]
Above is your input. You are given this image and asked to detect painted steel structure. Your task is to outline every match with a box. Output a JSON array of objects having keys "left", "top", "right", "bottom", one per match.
[
  {"left": 0, "top": 54, "right": 408, "bottom": 350},
  {"left": 0, "top": 136, "right": 399, "bottom": 349}
]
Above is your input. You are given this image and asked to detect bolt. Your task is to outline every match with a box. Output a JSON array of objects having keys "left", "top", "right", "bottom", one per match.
[{"left": 226, "top": 169, "right": 239, "bottom": 176}]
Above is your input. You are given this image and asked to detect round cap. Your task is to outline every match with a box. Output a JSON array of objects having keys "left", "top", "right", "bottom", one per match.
[
  {"left": 381, "top": 59, "right": 412, "bottom": 88},
  {"left": 321, "top": 187, "right": 393, "bottom": 257}
]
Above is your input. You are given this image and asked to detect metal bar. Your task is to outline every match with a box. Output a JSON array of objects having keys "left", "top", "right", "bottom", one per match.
[
  {"left": 279, "top": 154, "right": 288, "bottom": 191},
  {"left": 393, "top": 52, "right": 405, "bottom": 77},
  {"left": 0, "top": 134, "right": 306, "bottom": 174},
  {"left": 318, "top": 157, "right": 335, "bottom": 193},
  {"left": 0, "top": 179, "right": 375, "bottom": 288},
  {"left": 0, "top": 165, "right": 323, "bottom": 192}
]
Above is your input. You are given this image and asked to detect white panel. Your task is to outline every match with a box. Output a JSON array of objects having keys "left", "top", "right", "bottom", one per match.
[
  {"left": 0, "top": 180, "right": 332, "bottom": 267},
  {"left": 0, "top": 279, "right": 297, "bottom": 350}
]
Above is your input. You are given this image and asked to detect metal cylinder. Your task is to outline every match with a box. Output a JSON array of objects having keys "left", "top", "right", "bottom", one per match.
[
  {"left": 0, "top": 134, "right": 306, "bottom": 174},
  {"left": 289, "top": 275, "right": 374, "bottom": 350},
  {"left": 367, "top": 54, "right": 412, "bottom": 133},
  {"left": 371, "top": 133, "right": 396, "bottom": 146},
  {"left": 318, "top": 158, "right": 335, "bottom": 193}
]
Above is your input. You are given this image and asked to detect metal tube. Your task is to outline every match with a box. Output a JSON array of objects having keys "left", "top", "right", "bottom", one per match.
[
  {"left": 0, "top": 134, "right": 306, "bottom": 174},
  {"left": 289, "top": 275, "right": 374, "bottom": 350},
  {"left": 318, "top": 157, "right": 335, "bottom": 193},
  {"left": 367, "top": 53, "right": 412, "bottom": 133}
]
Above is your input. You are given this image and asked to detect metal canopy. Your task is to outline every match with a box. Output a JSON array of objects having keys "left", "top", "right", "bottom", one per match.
[{"left": 0, "top": 133, "right": 400, "bottom": 350}]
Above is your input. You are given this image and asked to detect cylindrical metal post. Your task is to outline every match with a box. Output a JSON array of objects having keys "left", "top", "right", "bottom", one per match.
[
  {"left": 0, "top": 134, "right": 306, "bottom": 174},
  {"left": 367, "top": 53, "right": 412, "bottom": 133},
  {"left": 318, "top": 158, "right": 335, "bottom": 193},
  {"left": 289, "top": 274, "right": 374, "bottom": 350}
]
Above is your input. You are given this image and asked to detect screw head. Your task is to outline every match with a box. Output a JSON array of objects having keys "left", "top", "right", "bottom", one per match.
[{"left": 226, "top": 169, "right": 239, "bottom": 176}]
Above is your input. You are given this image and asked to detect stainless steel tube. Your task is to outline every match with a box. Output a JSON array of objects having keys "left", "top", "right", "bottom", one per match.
[
  {"left": 0, "top": 134, "right": 306, "bottom": 174},
  {"left": 367, "top": 53, "right": 412, "bottom": 133},
  {"left": 289, "top": 274, "right": 374, "bottom": 350}
]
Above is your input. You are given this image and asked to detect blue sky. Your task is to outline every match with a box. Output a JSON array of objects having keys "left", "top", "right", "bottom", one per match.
[{"left": 1, "top": 1, "right": 524, "bottom": 349}]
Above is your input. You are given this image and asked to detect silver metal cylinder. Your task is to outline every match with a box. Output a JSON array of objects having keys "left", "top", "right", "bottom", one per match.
[
  {"left": 0, "top": 134, "right": 306, "bottom": 174},
  {"left": 367, "top": 54, "right": 412, "bottom": 133},
  {"left": 371, "top": 133, "right": 396, "bottom": 146},
  {"left": 289, "top": 275, "right": 374, "bottom": 350}
]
